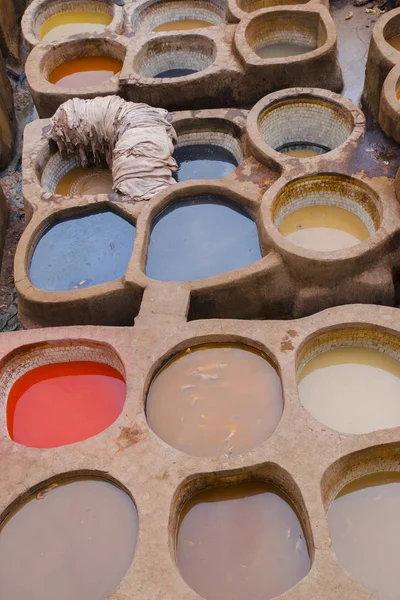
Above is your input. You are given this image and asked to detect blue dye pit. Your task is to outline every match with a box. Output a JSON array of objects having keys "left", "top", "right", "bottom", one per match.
[
  {"left": 173, "top": 144, "right": 238, "bottom": 181},
  {"left": 30, "top": 210, "right": 136, "bottom": 291},
  {"left": 146, "top": 195, "right": 262, "bottom": 281},
  {"left": 154, "top": 68, "right": 197, "bottom": 78}
]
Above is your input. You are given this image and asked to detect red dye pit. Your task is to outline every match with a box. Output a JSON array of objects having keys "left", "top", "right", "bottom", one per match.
[{"left": 7, "top": 361, "right": 126, "bottom": 448}]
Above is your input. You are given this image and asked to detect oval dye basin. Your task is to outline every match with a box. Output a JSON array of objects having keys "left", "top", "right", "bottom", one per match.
[
  {"left": 328, "top": 472, "right": 400, "bottom": 600},
  {"left": 30, "top": 210, "right": 135, "bottom": 291},
  {"left": 173, "top": 144, "right": 238, "bottom": 181},
  {"left": 41, "top": 11, "right": 112, "bottom": 42},
  {"left": 0, "top": 478, "right": 138, "bottom": 600},
  {"left": 298, "top": 346, "right": 400, "bottom": 433},
  {"left": 55, "top": 167, "right": 113, "bottom": 196},
  {"left": 147, "top": 344, "right": 283, "bottom": 457},
  {"left": 177, "top": 481, "right": 310, "bottom": 600},
  {"left": 279, "top": 205, "right": 370, "bottom": 252},
  {"left": 48, "top": 56, "right": 122, "bottom": 88},
  {"left": 146, "top": 195, "right": 261, "bottom": 281},
  {"left": 7, "top": 361, "right": 126, "bottom": 448}
]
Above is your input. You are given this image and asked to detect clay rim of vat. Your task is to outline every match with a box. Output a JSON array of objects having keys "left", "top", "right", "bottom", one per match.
[
  {"left": 246, "top": 88, "right": 366, "bottom": 171},
  {"left": 260, "top": 172, "right": 386, "bottom": 265},
  {"left": 21, "top": 0, "right": 124, "bottom": 49},
  {"left": 126, "top": 30, "right": 220, "bottom": 83},
  {"left": 125, "top": 0, "right": 227, "bottom": 36},
  {"left": 25, "top": 33, "right": 129, "bottom": 96},
  {"left": 128, "top": 179, "right": 268, "bottom": 286},
  {"left": 370, "top": 7, "right": 400, "bottom": 65},
  {"left": 380, "top": 61, "right": 400, "bottom": 126},
  {"left": 0, "top": 339, "right": 126, "bottom": 443},
  {"left": 234, "top": 5, "right": 337, "bottom": 67},
  {"left": 14, "top": 201, "right": 140, "bottom": 304},
  {"left": 226, "top": 0, "right": 326, "bottom": 23}
]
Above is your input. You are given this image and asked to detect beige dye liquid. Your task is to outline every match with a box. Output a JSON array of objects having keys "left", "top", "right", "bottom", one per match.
[
  {"left": 40, "top": 11, "right": 112, "bottom": 42},
  {"left": 279, "top": 205, "right": 370, "bottom": 251},
  {"left": 388, "top": 34, "right": 400, "bottom": 51},
  {"left": 0, "top": 479, "right": 138, "bottom": 600},
  {"left": 176, "top": 481, "right": 310, "bottom": 600},
  {"left": 153, "top": 19, "right": 212, "bottom": 31},
  {"left": 328, "top": 472, "right": 400, "bottom": 600},
  {"left": 257, "top": 43, "right": 315, "bottom": 59},
  {"left": 146, "top": 344, "right": 283, "bottom": 457},
  {"left": 55, "top": 167, "right": 113, "bottom": 196},
  {"left": 284, "top": 148, "right": 320, "bottom": 158},
  {"left": 298, "top": 346, "right": 400, "bottom": 433}
]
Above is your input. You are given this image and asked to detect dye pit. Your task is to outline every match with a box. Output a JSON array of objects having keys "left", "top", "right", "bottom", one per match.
[
  {"left": 7, "top": 361, "right": 126, "bottom": 448},
  {"left": 388, "top": 34, "right": 400, "bottom": 52},
  {"left": 176, "top": 481, "right": 310, "bottom": 600},
  {"left": 146, "top": 344, "right": 283, "bottom": 457},
  {"left": 257, "top": 43, "right": 316, "bottom": 59},
  {"left": 279, "top": 205, "right": 370, "bottom": 252},
  {"left": 278, "top": 143, "right": 328, "bottom": 158},
  {"left": 298, "top": 346, "right": 400, "bottom": 434},
  {"left": 48, "top": 57, "right": 122, "bottom": 88},
  {"left": 153, "top": 20, "right": 212, "bottom": 32},
  {"left": 145, "top": 195, "right": 261, "bottom": 281},
  {"left": 29, "top": 210, "right": 135, "bottom": 291},
  {"left": 0, "top": 479, "right": 138, "bottom": 600},
  {"left": 55, "top": 167, "right": 113, "bottom": 196},
  {"left": 328, "top": 472, "right": 400, "bottom": 600},
  {"left": 154, "top": 68, "right": 198, "bottom": 79},
  {"left": 173, "top": 144, "right": 238, "bottom": 181},
  {"left": 40, "top": 11, "right": 112, "bottom": 42}
]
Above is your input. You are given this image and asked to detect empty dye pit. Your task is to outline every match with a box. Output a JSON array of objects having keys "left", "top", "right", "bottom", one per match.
[
  {"left": 328, "top": 472, "right": 400, "bottom": 600},
  {"left": 55, "top": 167, "right": 113, "bottom": 196},
  {"left": 48, "top": 57, "right": 122, "bottom": 88},
  {"left": 279, "top": 205, "right": 370, "bottom": 251},
  {"left": 173, "top": 144, "right": 238, "bottom": 181},
  {"left": 7, "top": 361, "right": 126, "bottom": 448},
  {"left": 256, "top": 42, "right": 315, "bottom": 59},
  {"left": 153, "top": 20, "right": 212, "bottom": 32},
  {"left": 29, "top": 210, "right": 135, "bottom": 291},
  {"left": 298, "top": 346, "right": 400, "bottom": 434},
  {"left": 0, "top": 479, "right": 138, "bottom": 600},
  {"left": 176, "top": 481, "right": 310, "bottom": 600},
  {"left": 145, "top": 195, "right": 261, "bottom": 281},
  {"left": 40, "top": 11, "right": 112, "bottom": 42},
  {"left": 147, "top": 344, "right": 283, "bottom": 457}
]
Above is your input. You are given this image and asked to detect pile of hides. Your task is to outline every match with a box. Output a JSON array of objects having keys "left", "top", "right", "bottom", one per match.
[{"left": 48, "top": 96, "right": 178, "bottom": 201}]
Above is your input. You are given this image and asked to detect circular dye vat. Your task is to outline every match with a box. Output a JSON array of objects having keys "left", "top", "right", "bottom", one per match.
[
  {"left": 0, "top": 478, "right": 138, "bottom": 600},
  {"left": 146, "top": 195, "right": 261, "bottom": 281},
  {"left": 153, "top": 19, "right": 212, "bottom": 32},
  {"left": 174, "top": 144, "right": 238, "bottom": 181},
  {"left": 154, "top": 68, "right": 197, "bottom": 78},
  {"left": 7, "top": 361, "right": 126, "bottom": 448},
  {"left": 298, "top": 346, "right": 400, "bottom": 434},
  {"left": 48, "top": 56, "right": 122, "bottom": 88},
  {"left": 279, "top": 205, "right": 370, "bottom": 251},
  {"left": 40, "top": 11, "right": 112, "bottom": 42},
  {"left": 147, "top": 344, "right": 283, "bottom": 457},
  {"left": 55, "top": 167, "right": 113, "bottom": 196},
  {"left": 176, "top": 481, "right": 310, "bottom": 600},
  {"left": 257, "top": 42, "right": 315, "bottom": 59},
  {"left": 30, "top": 210, "right": 135, "bottom": 291},
  {"left": 328, "top": 472, "right": 400, "bottom": 600}
]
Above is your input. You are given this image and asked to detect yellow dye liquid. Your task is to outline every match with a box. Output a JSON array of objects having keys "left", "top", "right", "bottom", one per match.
[
  {"left": 279, "top": 205, "right": 369, "bottom": 251},
  {"left": 55, "top": 168, "right": 113, "bottom": 196},
  {"left": 40, "top": 11, "right": 112, "bottom": 42},
  {"left": 48, "top": 56, "right": 122, "bottom": 88},
  {"left": 285, "top": 148, "right": 320, "bottom": 158},
  {"left": 153, "top": 19, "right": 212, "bottom": 32},
  {"left": 298, "top": 346, "right": 400, "bottom": 434}
]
